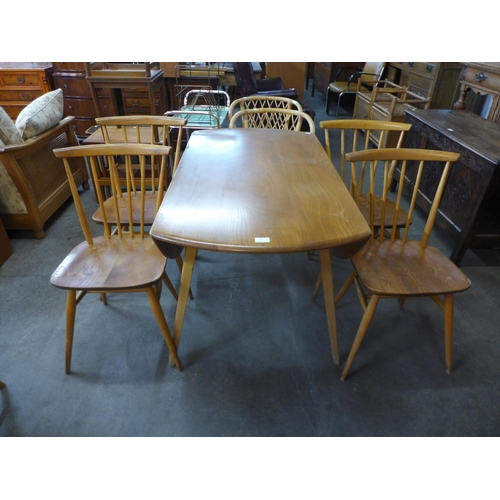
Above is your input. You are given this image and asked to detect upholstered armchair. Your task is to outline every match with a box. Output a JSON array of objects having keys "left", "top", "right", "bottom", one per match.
[
  {"left": 0, "top": 90, "right": 88, "bottom": 239},
  {"left": 233, "top": 62, "right": 299, "bottom": 99}
]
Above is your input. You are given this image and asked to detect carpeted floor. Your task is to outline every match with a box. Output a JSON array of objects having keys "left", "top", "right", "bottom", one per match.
[{"left": 1, "top": 82, "right": 500, "bottom": 438}]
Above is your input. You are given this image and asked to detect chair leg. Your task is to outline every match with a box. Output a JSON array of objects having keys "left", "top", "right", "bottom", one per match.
[
  {"left": 65, "top": 290, "right": 77, "bottom": 374},
  {"left": 0, "top": 381, "right": 5, "bottom": 389},
  {"left": 335, "top": 270, "right": 357, "bottom": 305},
  {"left": 444, "top": 294, "right": 454, "bottom": 374},
  {"left": 175, "top": 255, "right": 194, "bottom": 300},
  {"left": 341, "top": 294, "right": 380, "bottom": 381},
  {"left": 325, "top": 89, "right": 331, "bottom": 115},
  {"left": 145, "top": 287, "right": 182, "bottom": 371},
  {"left": 162, "top": 272, "right": 178, "bottom": 301},
  {"left": 336, "top": 92, "right": 344, "bottom": 120}
]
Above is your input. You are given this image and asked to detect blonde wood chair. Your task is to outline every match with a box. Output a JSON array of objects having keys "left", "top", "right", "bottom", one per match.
[
  {"left": 310, "top": 119, "right": 411, "bottom": 269},
  {"left": 336, "top": 148, "right": 471, "bottom": 381},
  {"left": 51, "top": 143, "right": 182, "bottom": 374},
  {"left": 227, "top": 95, "right": 303, "bottom": 123},
  {"left": 229, "top": 107, "right": 315, "bottom": 133}
]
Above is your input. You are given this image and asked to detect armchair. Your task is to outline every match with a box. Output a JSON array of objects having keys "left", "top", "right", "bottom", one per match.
[
  {"left": 232, "top": 62, "right": 299, "bottom": 99},
  {"left": 0, "top": 116, "right": 89, "bottom": 239}
]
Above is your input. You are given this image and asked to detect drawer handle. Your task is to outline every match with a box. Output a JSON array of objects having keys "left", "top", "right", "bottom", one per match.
[
  {"left": 426, "top": 65, "right": 433, "bottom": 72},
  {"left": 21, "top": 93, "right": 30, "bottom": 100},
  {"left": 103, "top": 105, "right": 109, "bottom": 111},
  {"left": 475, "top": 72, "right": 487, "bottom": 82},
  {"left": 63, "top": 84, "right": 69, "bottom": 90},
  {"left": 17, "top": 77, "right": 26, "bottom": 84},
  {"left": 131, "top": 100, "right": 140, "bottom": 106},
  {"left": 68, "top": 105, "right": 73, "bottom": 110}
]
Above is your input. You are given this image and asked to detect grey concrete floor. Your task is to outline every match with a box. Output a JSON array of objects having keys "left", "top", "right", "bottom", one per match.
[{"left": 1, "top": 85, "right": 500, "bottom": 441}]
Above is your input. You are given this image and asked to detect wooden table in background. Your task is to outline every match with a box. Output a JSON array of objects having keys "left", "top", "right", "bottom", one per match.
[{"left": 151, "top": 128, "right": 371, "bottom": 365}]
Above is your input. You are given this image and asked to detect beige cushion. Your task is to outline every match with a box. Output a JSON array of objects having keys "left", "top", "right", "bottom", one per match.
[
  {"left": 16, "top": 89, "right": 64, "bottom": 140},
  {"left": 0, "top": 107, "right": 23, "bottom": 145}
]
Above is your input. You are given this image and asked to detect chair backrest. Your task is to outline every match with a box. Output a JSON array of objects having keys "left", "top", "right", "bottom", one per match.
[
  {"left": 229, "top": 107, "right": 315, "bottom": 133},
  {"left": 345, "top": 148, "right": 460, "bottom": 247},
  {"left": 228, "top": 95, "right": 303, "bottom": 122},
  {"left": 359, "top": 62, "right": 385, "bottom": 85},
  {"left": 232, "top": 62, "right": 258, "bottom": 96},
  {"left": 95, "top": 115, "right": 186, "bottom": 175},
  {"left": 320, "top": 119, "right": 411, "bottom": 185},
  {"left": 53, "top": 144, "right": 173, "bottom": 243}
]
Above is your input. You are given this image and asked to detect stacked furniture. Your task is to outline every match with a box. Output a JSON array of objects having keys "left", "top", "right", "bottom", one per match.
[
  {"left": 52, "top": 62, "right": 119, "bottom": 137},
  {"left": 385, "top": 62, "right": 461, "bottom": 109},
  {"left": 0, "top": 62, "right": 53, "bottom": 119}
]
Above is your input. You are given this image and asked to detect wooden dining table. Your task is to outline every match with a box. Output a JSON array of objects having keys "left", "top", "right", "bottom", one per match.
[{"left": 150, "top": 128, "right": 371, "bottom": 366}]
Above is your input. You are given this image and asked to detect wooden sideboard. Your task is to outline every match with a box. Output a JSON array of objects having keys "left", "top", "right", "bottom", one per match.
[
  {"left": 386, "top": 62, "right": 461, "bottom": 109},
  {"left": 0, "top": 62, "right": 53, "bottom": 119},
  {"left": 404, "top": 108, "right": 500, "bottom": 265},
  {"left": 453, "top": 62, "right": 500, "bottom": 124},
  {"left": 52, "top": 62, "right": 119, "bottom": 137}
]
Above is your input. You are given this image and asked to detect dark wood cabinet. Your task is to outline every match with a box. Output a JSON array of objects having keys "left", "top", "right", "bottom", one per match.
[
  {"left": 404, "top": 108, "right": 500, "bottom": 265},
  {"left": 52, "top": 62, "right": 119, "bottom": 137}
]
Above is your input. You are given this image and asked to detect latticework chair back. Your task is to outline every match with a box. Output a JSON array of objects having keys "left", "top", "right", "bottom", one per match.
[
  {"left": 227, "top": 95, "right": 303, "bottom": 121},
  {"left": 55, "top": 143, "right": 172, "bottom": 242},
  {"left": 346, "top": 148, "right": 460, "bottom": 246},
  {"left": 229, "top": 108, "right": 315, "bottom": 133}
]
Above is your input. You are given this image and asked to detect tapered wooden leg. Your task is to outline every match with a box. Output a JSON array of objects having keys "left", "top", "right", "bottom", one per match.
[
  {"left": 145, "top": 287, "right": 182, "bottom": 371},
  {"left": 319, "top": 248, "right": 339, "bottom": 365},
  {"left": 99, "top": 293, "right": 108, "bottom": 306},
  {"left": 312, "top": 272, "right": 322, "bottom": 301},
  {"left": 341, "top": 294, "right": 380, "bottom": 381},
  {"left": 65, "top": 290, "right": 77, "bottom": 374},
  {"left": 169, "top": 247, "right": 197, "bottom": 366},
  {"left": 334, "top": 270, "right": 357, "bottom": 305},
  {"left": 444, "top": 294, "right": 454, "bottom": 375},
  {"left": 175, "top": 255, "right": 194, "bottom": 300},
  {"left": 162, "top": 272, "right": 178, "bottom": 301},
  {"left": 0, "top": 381, "right": 5, "bottom": 389}
]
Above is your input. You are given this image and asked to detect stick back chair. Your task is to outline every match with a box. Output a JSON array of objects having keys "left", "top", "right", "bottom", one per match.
[
  {"left": 51, "top": 143, "right": 182, "bottom": 374},
  {"left": 229, "top": 107, "right": 315, "bottom": 133},
  {"left": 337, "top": 148, "right": 471, "bottom": 381}
]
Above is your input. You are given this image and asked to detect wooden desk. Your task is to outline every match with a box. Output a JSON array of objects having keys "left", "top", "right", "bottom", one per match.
[
  {"left": 404, "top": 108, "right": 500, "bottom": 265},
  {"left": 151, "top": 128, "right": 371, "bottom": 365}
]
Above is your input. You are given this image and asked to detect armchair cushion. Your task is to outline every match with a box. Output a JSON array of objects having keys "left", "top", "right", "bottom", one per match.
[
  {"left": 0, "top": 107, "right": 23, "bottom": 145},
  {"left": 16, "top": 89, "right": 64, "bottom": 140}
]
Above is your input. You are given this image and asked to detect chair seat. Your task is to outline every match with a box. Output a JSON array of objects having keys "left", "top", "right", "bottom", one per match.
[
  {"left": 358, "top": 194, "right": 407, "bottom": 229},
  {"left": 92, "top": 191, "right": 163, "bottom": 226},
  {"left": 352, "top": 239, "right": 471, "bottom": 296},
  {"left": 329, "top": 82, "right": 356, "bottom": 93},
  {"left": 50, "top": 235, "right": 167, "bottom": 291}
]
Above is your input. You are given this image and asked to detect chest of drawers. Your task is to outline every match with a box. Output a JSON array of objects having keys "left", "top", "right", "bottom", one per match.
[
  {"left": 0, "top": 62, "right": 53, "bottom": 119},
  {"left": 52, "top": 62, "right": 119, "bottom": 137}
]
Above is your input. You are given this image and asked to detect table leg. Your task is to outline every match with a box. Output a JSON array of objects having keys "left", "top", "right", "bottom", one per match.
[
  {"left": 169, "top": 246, "right": 197, "bottom": 367},
  {"left": 318, "top": 248, "right": 340, "bottom": 365}
]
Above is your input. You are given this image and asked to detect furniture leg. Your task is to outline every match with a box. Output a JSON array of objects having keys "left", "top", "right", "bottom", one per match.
[
  {"left": 341, "top": 294, "right": 380, "bottom": 381},
  {"left": 169, "top": 246, "right": 197, "bottom": 366},
  {"left": 145, "top": 287, "right": 182, "bottom": 371},
  {"left": 65, "top": 290, "right": 77, "bottom": 374},
  {"left": 162, "top": 272, "right": 178, "bottom": 301},
  {"left": 444, "top": 294, "right": 453, "bottom": 374},
  {"left": 318, "top": 248, "right": 340, "bottom": 365},
  {"left": 175, "top": 255, "right": 194, "bottom": 300},
  {"left": 0, "top": 381, "right": 5, "bottom": 389}
]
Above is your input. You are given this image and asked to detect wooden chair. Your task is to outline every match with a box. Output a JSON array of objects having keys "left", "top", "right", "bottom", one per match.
[
  {"left": 229, "top": 107, "right": 315, "bottom": 134},
  {"left": 92, "top": 115, "right": 193, "bottom": 301},
  {"left": 310, "top": 119, "right": 411, "bottom": 269},
  {"left": 51, "top": 143, "right": 182, "bottom": 374},
  {"left": 227, "top": 95, "right": 303, "bottom": 123},
  {"left": 326, "top": 62, "right": 385, "bottom": 118},
  {"left": 335, "top": 148, "right": 471, "bottom": 381}
]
